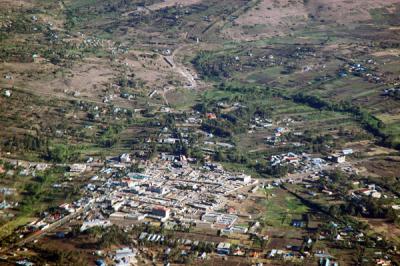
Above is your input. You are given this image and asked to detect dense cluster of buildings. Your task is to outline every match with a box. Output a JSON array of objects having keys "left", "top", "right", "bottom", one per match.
[{"left": 77, "top": 158, "right": 257, "bottom": 233}]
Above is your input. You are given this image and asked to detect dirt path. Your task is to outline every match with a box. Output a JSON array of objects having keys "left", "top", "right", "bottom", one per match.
[
  {"left": 147, "top": 0, "right": 202, "bottom": 11},
  {"left": 161, "top": 44, "right": 199, "bottom": 92},
  {"left": 160, "top": 86, "right": 175, "bottom": 106},
  {"left": 202, "top": 0, "right": 260, "bottom": 35}
]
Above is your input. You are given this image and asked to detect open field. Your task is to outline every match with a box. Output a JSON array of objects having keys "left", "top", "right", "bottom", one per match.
[
  {"left": 222, "top": 0, "right": 400, "bottom": 40},
  {"left": 261, "top": 189, "right": 309, "bottom": 229}
]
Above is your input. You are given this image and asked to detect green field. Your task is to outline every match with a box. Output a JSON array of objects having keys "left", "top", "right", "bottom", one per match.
[{"left": 262, "top": 190, "right": 309, "bottom": 228}]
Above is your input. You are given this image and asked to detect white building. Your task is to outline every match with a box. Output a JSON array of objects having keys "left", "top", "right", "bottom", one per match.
[
  {"left": 80, "top": 219, "right": 111, "bottom": 232},
  {"left": 120, "top": 153, "right": 131, "bottom": 163},
  {"left": 70, "top": 164, "right": 87, "bottom": 173},
  {"left": 234, "top": 174, "right": 252, "bottom": 184},
  {"left": 4, "top": 90, "right": 12, "bottom": 97},
  {"left": 114, "top": 247, "right": 137, "bottom": 266}
]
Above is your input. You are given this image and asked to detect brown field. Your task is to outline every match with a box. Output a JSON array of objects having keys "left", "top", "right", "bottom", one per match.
[
  {"left": 372, "top": 49, "right": 400, "bottom": 57},
  {"left": 357, "top": 218, "right": 400, "bottom": 244},
  {"left": 0, "top": 0, "right": 34, "bottom": 8},
  {"left": 38, "top": 59, "right": 114, "bottom": 98},
  {"left": 360, "top": 156, "right": 400, "bottom": 178},
  {"left": 121, "top": 50, "right": 180, "bottom": 89},
  {"left": 222, "top": 0, "right": 400, "bottom": 40},
  {"left": 267, "top": 235, "right": 303, "bottom": 250}
]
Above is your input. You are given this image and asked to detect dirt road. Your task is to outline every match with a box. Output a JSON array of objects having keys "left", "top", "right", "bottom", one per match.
[
  {"left": 164, "top": 46, "right": 198, "bottom": 89},
  {"left": 147, "top": 0, "right": 202, "bottom": 11}
]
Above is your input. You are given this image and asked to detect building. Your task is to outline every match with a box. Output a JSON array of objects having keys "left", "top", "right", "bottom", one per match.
[
  {"left": 371, "top": 191, "right": 382, "bottom": 199},
  {"left": 16, "top": 260, "right": 34, "bottom": 266},
  {"left": 4, "top": 90, "right": 12, "bottom": 97},
  {"left": 217, "top": 242, "right": 231, "bottom": 255},
  {"left": 160, "top": 138, "right": 179, "bottom": 144},
  {"left": 149, "top": 186, "right": 169, "bottom": 195},
  {"left": 35, "top": 163, "right": 48, "bottom": 171},
  {"left": 152, "top": 206, "right": 170, "bottom": 220},
  {"left": 95, "top": 259, "right": 106, "bottom": 266},
  {"left": 202, "top": 212, "right": 238, "bottom": 228},
  {"left": 69, "top": 164, "right": 87, "bottom": 173},
  {"left": 114, "top": 247, "right": 137, "bottom": 266},
  {"left": 233, "top": 174, "right": 252, "bottom": 184},
  {"left": 332, "top": 155, "right": 346, "bottom": 163},
  {"left": 127, "top": 173, "right": 149, "bottom": 180},
  {"left": 206, "top": 113, "right": 217, "bottom": 119},
  {"left": 80, "top": 219, "right": 111, "bottom": 232},
  {"left": 120, "top": 153, "right": 131, "bottom": 163},
  {"left": 195, "top": 221, "right": 213, "bottom": 229},
  {"left": 342, "top": 149, "right": 353, "bottom": 155}
]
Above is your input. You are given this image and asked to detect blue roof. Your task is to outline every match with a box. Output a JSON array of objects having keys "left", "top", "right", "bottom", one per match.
[
  {"left": 127, "top": 173, "right": 149, "bottom": 179},
  {"left": 95, "top": 259, "right": 106, "bottom": 266}
]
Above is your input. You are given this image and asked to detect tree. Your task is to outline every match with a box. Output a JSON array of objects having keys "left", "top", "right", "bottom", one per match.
[{"left": 46, "top": 144, "right": 78, "bottom": 163}]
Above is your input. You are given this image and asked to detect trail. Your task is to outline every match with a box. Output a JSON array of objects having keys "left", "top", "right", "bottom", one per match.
[
  {"left": 147, "top": 0, "right": 202, "bottom": 11},
  {"left": 202, "top": 0, "right": 261, "bottom": 35},
  {"left": 164, "top": 45, "right": 198, "bottom": 89}
]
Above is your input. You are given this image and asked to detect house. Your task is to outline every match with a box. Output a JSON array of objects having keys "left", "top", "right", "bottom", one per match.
[
  {"left": 371, "top": 191, "right": 382, "bottom": 199},
  {"left": 149, "top": 186, "right": 169, "bottom": 195},
  {"left": 95, "top": 259, "right": 106, "bottom": 266},
  {"left": 217, "top": 242, "right": 231, "bottom": 255},
  {"left": 195, "top": 220, "right": 212, "bottom": 229},
  {"left": 199, "top": 252, "right": 207, "bottom": 260},
  {"left": 291, "top": 220, "right": 305, "bottom": 228},
  {"left": 358, "top": 188, "right": 381, "bottom": 198},
  {"left": 206, "top": 113, "right": 217, "bottom": 119},
  {"left": 227, "top": 207, "right": 236, "bottom": 214},
  {"left": 249, "top": 251, "right": 259, "bottom": 258},
  {"left": 80, "top": 219, "right": 111, "bottom": 232},
  {"left": 0, "top": 201, "right": 11, "bottom": 209},
  {"left": 232, "top": 174, "right": 252, "bottom": 184},
  {"left": 125, "top": 212, "right": 146, "bottom": 221},
  {"left": 342, "top": 149, "right": 353, "bottom": 155},
  {"left": 268, "top": 249, "right": 282, "bottom": 258},
  {"left": 151, "top": 206, "right": 170, "bottom": 221},
  {"left": 160, "top": 138, "right": 179, "bottom": 144},
  {"left": 35, "top": 163, "right": 48, "bottom": 171},
  {"left": 3, "top": 90, "right": 12, "bottom": 97},
  {"left": 202, "top": 212, "right": 238, "bottom": 228},
  {"left": 16, "top": 260, "right": 34, "bottom": 266},
  {"left": 231, "top": 225, "right": 248, "bottom": 234},
  {"left": 114, "top": 247, "right": 137, "bottom": 266},
  {"left": 332, "top": 155, "right": 346, "bottom": 163},
  {"left": 312, "top": 158, "right": 325, "bottom": 165},
  {"left": 376, "top": 259, "right": 392, "bottom": 266},
  {"left": 161, "top": 153, "right": 176, "bottom": 161},
  {"left": 127, "top": 173, "right": 149, "bottom": 180},
  {"left": 233, "top": 248, "right": 245, "bottom": 256},
  {"left": 59, "top": 203, "right": 75, "bottom": 213},
  {"left": 69, "top": 164, "right": 87, "bottom": 173},
  {"left": 120, "top": 153, "right": 131, "bottom": 163},
  {"left": 322, "top": 190, "right": 333, "bottom": 196}
]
